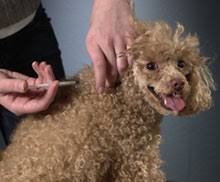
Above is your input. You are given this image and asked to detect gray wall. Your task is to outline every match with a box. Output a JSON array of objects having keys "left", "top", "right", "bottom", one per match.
[
  {"left": 41, "top": 1, "right": 220, "bottom": 181},
  {"left": 42, "top": 0, "right": 93, "bottom": 76},
  {"left": 132, "top": 1, "right": 220, "bottom": 182},
  {"left": 0, "top": 1, "right": 219, "bottom": 182}
]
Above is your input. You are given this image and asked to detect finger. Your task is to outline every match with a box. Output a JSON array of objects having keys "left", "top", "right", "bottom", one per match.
[
  {"left": 0, "top": 69, "right": 30, "bottom": 80},
  {"left": 100, "top": 41, "right": 118, "bottom": 88},
  {"left": 24, "top": 81, "right": 59, "bottom": 114},
  {"left": 37, "top": 80, "right": 59, "bottom": 110},
  {"left": 45, "top": 64, "right": 55, "bottom": 81},
  {"left": 87, "top": 42, "right": 107, "bottom": 93},
  {"left": 0, "top": 68, "right": 39, "bottom": 89},
  {"left": 0, "top": 79, "right": 28, "bottom": 93},
  {"left": 39, "top": 62, "right": 49, "bottom": 79},
  {"left": 127, "top": 50, "right": 134, "bottom": 65},
  {"left": 114, "top": 39, "right": 128, "bottom": 75},
  {"left": 39, "top": 62, "right": 51, "bottom": 82},
  {"left": 126, "top": 37, "right": 134, "bottom": 65},
  {"left": 32, "top": 61, "right": 43, "bottom": 82},
  {"left": 32, "top": 61, "right": 40, "bottom": 75},
  {"left": 39, "top": 61, "right": 47, "bottom": 73}
]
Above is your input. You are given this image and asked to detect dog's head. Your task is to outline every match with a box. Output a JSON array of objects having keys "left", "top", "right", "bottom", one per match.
[{"left": 129, "top": 21, "right": 214, "bottom": 116}]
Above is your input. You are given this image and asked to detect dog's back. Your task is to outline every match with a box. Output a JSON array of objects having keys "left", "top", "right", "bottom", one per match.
[{"left": 0, "top": 66, "right": 165, "bottom": 181}]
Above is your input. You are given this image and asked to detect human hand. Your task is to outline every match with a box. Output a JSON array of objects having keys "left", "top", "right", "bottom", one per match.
[
  {"left": 0, "top": 62, "right": 59, "bottom": 116},
  {"left": 86, "top": 0, "right": 135, "bottom": 93}
]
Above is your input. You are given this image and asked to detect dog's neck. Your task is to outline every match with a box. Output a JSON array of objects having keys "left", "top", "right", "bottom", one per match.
[
  {"left": 116, "top": 66, "right": 162, "bottom": 120},
  {"left": 119, "top": 66, "right": 145, "bottom": 105}
]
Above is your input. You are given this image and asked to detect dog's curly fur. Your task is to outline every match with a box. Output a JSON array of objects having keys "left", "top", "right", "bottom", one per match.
[{"left": 0, "top": 21, "right": 214, "bottom": 182}]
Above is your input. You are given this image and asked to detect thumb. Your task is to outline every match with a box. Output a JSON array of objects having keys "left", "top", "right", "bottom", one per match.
[{"left": 0, "top": 79, "right": 28, "bottom": 93}]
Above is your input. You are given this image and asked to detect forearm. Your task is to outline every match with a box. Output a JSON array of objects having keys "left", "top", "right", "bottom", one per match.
[
  {"left": 91, "top": 0, "right": 133, "bottom": 19},
  {"left": 92, "top": 0, "right": 132, "bottom": 4}
]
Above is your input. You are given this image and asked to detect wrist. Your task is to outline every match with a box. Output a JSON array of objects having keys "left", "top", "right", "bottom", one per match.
[
  {"left": 93, "top": 0, "right": 132, "bottom": 7},
  {"left": 91, "top": 0, "right": 133, "bottom": 13}
]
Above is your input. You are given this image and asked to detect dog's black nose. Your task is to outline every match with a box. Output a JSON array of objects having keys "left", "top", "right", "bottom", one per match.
[{"left": 171, "top": 79, "right": 185, "bottom": 91}]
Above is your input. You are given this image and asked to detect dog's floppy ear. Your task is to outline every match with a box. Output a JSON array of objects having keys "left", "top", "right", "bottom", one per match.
[{"left": 184, "top": 60, "right": 215, "bottom": 115}]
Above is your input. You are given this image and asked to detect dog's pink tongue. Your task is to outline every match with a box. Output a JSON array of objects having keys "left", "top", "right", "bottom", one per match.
[{"left": 160, "top": 94, "right": 185, "bottom": 112}]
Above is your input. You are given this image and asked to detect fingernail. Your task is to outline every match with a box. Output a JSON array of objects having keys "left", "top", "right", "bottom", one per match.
[
  {"left": 21, "top": 81, "right": 28, "bottom": 92},
  {"left": 32, "top": 61, "right": 37, "bottom": 66},
  {"left": 98, "top": 87, "right": 104, "bottom": 94},
  {"left": 106, "top": 82, "right": 111, "bottom": 88}
]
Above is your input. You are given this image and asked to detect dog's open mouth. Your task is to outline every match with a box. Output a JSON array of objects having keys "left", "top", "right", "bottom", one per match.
[{"left": 147, "top": 85, "right": 185, "bottom": 112}]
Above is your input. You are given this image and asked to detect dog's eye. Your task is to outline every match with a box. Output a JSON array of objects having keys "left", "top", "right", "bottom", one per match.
[
  {"left": 146, "top": 62, "right": 158, "bottom": 70},
  {"left": 177, "top": 60, "right": 185, "bottom": 68}
]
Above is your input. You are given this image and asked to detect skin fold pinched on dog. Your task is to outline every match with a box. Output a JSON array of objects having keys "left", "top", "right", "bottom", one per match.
[{"left": 0, "top": 21, "right": 214, "bottom": 182}]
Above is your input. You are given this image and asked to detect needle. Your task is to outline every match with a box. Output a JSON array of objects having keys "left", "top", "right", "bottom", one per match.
[{"left": 28, "top": 80, "right": 77, "bottom": 89}]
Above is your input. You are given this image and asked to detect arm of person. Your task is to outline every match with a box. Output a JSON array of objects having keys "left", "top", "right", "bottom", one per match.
[
  {"left": 0, "top": 62, "right": 59, "bottom": 116},
  {"left": 86, "top": 0, "right": 135, "bottom": 93}
]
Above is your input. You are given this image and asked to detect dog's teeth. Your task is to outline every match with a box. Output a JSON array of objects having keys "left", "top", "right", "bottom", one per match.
[
  {"left": 173, "top": 92, "right": 180, "bottom": 98},
  {"left": 164, "top": 99, "right": 167, "bottom": 105}
]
